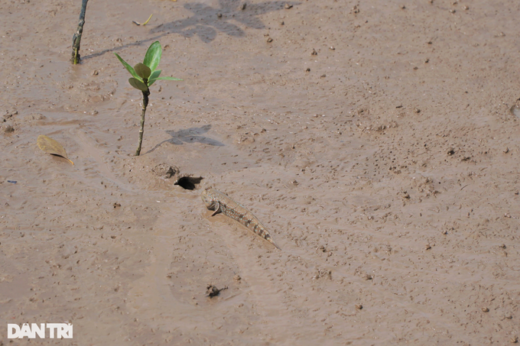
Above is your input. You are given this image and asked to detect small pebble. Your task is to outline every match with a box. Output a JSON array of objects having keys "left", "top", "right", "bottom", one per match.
[
  {"left": 3, "top": 110, "right": 17, "bottom": 120},
  {"left": 311, "top": 49, "right": 318, "bottom": 56},
  {"left": 267, "top": 37, "right": 273, "bottom": 43},
  {"left": 482, "top": 307, "right": 489, "bottom": 312},
  {"left": 284, "top": 3, "right": 293, "bottom": 9},
  {"left": 355, "top": 304, "right": 363, "bottom": 310},
  {"left": 4, "top": 125, "right": 14, "bottom": 133}
]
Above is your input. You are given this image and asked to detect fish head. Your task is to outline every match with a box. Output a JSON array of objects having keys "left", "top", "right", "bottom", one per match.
[{"left": 201, "top": 188, "right": 215, "bottom": 209}]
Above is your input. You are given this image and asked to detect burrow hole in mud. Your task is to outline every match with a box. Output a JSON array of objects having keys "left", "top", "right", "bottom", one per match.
[{"left": 174, "top": 176, "right": 203, "bottom": 190}]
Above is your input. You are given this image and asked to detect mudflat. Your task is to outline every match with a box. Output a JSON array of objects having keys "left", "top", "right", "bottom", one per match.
[{"left": 1, "top": 0, "right": 519, "bottom": 345}]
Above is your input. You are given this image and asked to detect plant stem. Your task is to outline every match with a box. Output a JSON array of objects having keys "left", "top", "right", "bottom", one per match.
[
  {"left": 135, "top": 89, "right": 150, "bottom": 156},
  {"left": 71, "top": 0, "right": 89, "bottom": 64}
]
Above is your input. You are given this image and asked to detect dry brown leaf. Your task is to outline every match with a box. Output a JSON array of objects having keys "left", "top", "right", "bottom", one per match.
[{"left": 37, "top": 135, "right": 74, "bottom": 165}]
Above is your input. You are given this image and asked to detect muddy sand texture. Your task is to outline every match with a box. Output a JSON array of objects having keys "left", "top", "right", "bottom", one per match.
[{"left": 1, "top": 0, "right": 519, "bottom": 345}]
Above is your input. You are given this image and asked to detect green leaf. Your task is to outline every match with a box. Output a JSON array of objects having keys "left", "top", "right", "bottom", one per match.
[
  {"left": 148, "top": 76, "right": 182, "bottom": 87},
  {"left": 155, "top": 76, "right": 183, "bottom": 81},
  {"left": 150, "top": 69, "right": 161, "bottom": 80},
  {"left": 147, "top": 70, "right": 161, "bottom": 87},
  {"left": 114, "top": 53, "right": 142, "bottom": 81},
  {"left": 143, "top": 41, "right": 162, "bottom": 72},
  {"left": 128, "top": 78, "right": 149, "bottom": 91},
  {"left": 134, "top": 63, "right": 151, "bottom": 79}
]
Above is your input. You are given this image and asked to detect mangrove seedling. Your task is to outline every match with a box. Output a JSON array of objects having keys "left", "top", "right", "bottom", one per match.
[{"left": 115, "top": 41, "right": 181, "bottom": 156}]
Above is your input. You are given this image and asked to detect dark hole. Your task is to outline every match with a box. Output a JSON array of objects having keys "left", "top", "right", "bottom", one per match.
[{"left": 174, "top": 176, "right": 203, "bottom": 190}]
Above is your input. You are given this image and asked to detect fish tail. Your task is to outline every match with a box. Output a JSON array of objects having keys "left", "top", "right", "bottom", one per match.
[
  {"left": 270, "top": 240, "right": 281, "bottom": 250},
  {"left": 264, "top": 233, "right": 281, "bottom": 250}
]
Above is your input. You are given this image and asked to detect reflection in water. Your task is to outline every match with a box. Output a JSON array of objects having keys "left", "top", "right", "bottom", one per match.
[
  {"left": 83, "top": 0, "right": 299, "bottom": 59},
  {"left": 151, "top": 1, "right": 298, "bottom": 43},
  {"left": 146, "top": 124, "right": 224, "bottom": 154}
]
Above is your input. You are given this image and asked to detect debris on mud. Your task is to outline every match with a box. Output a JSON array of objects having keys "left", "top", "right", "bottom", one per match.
[
  {"left": 151, "top": 164, "right": 178, "bottom": 179},
  {"left": 313, "top": 268, "right": 332, "bottom": 280},
  {"left": 206, "top": 284, "right": 228, "bottom": 298},
  {"left": 165, "top": 166, "right": 178, "bottom": 179},
  {"left": 151, "top": 165, "right": 202, "bottom": 189},
  {"left": 37, "top": 135, "right": 74, "bottom": 165},
  {"left": 3, "top": 110, "right": 17, "bottom": 120}
]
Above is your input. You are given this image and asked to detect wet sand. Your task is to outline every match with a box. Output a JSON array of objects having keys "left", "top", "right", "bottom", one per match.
[{"left": 1, "top": 0, "right": 519, "bottom": 344}]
